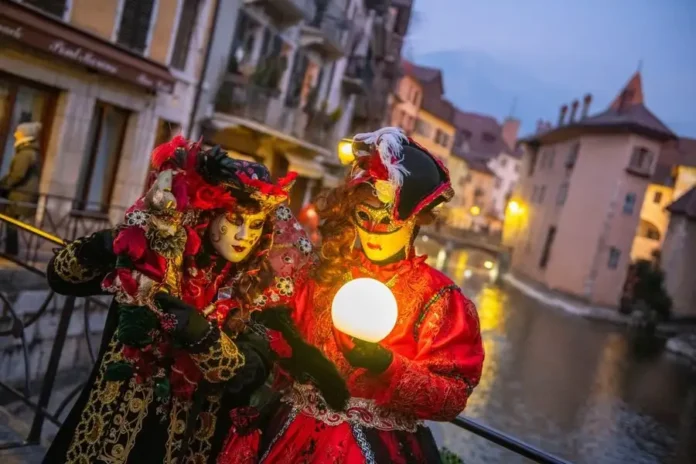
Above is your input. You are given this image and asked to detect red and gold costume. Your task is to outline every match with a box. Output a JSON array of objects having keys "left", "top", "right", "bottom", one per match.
[
  {"left": 43, "top": 138, "right": 314, "bottom": 464},
  {"left": 219, "top": 127, "right": 485, "bottom": 463}
]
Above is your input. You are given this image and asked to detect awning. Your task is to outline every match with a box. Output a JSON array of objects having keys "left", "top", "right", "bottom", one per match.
[
  {"left": 286, "top": 154, "right": 324, "bottom": 179},
  {"left": 210, "top": 113, "right": 331, "bottom": 158}
]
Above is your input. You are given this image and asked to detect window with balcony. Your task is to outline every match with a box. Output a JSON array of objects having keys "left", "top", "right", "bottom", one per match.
[
  {"left": 116, "top": 0, "right": 156, "bottom": 54},
  {"left": 21, "top": 0, "right": 67, "bottom": 17},
  {"left": 434, "top": 129, "right": 449, "bottom": 148},
  {"left": 566, "top": 142, "right": 579, "bottom": 169},
  {"left": 628, "top": 147, "right": 654, "bottom": 175},
  {"left": 538, "top": 185, "right": 546, "bottom": 203},
  {"left": 557, "top": 182, "right": 568, "bottom": 206},
  {"left": 414, "top": 118, "right": 431, "bottom": 137},
  {"left": 607, "top": 247, "right": 621, "bottom": 270},
  {"left": 170, "top": 0, "right": 201, "bottom": 70},
  {"left": 527, "top": 147, "right": 539, "bottom": 176},
  {"left": 228, "top": 10, "right": 257, "bottom": 74},
  {"left": 623, "top": 192, "right": 636, "bottom": 215}
]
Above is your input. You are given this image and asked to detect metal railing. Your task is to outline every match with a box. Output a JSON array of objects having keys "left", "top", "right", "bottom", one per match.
[
  {"left": 215, "top": 74, "right": 308, "bottom": 140},
  {"left": 0, "top": 191, "right": 127, "bottom": 270},
  {"left": 0, "top": 213, "right": 570, "bottom": 463},
  {"left": 0, "top": 213, "right": 110, "bottom": 450}
]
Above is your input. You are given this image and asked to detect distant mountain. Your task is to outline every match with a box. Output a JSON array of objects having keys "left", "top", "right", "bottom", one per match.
[
  {"left": 414, "top": 49, "right": 576, "bottom": 136},
  {"left": 413, "top": 49, "right": 696, "bottom": 138}
]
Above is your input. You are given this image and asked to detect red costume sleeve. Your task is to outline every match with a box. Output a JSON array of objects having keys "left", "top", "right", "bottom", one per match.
[{"left": 372, "top": 288, "right": 484, "bottom": 421}]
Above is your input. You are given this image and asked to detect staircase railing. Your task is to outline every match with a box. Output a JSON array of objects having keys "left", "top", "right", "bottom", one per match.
[
  {"left": 0, "top": 213, "right": 571, "bottom": 463},
  {"left": 0, "top": 212, "right": 110, "bottom": 451}
]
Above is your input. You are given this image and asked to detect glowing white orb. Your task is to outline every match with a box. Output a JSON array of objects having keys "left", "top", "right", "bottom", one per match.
[{"left": 331, "top": 278, "right": 398, "bottom": 343}]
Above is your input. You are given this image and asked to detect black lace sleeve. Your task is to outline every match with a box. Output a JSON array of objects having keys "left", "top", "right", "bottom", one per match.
[{"left": 47, "top": 230, "right": 116, "bottom": 296}]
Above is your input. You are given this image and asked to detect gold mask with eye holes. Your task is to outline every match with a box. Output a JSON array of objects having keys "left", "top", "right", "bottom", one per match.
[{"left": 353, "top": 202, "right": 416, "bottom": 262}]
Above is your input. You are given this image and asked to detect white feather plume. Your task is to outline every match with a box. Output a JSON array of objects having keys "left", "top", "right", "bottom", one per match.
[{"left": 352, "top": 127, "right": 409, "bottom": 187}]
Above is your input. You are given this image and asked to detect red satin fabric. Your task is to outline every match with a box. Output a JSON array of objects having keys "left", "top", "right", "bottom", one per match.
[{"left": 238, "top": 252, "right": 484, "bottom": 463}]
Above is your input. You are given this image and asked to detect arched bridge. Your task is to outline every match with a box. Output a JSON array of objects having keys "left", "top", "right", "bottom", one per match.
[{"left": 420, "top": 226, "right": 508, "bottom": 258}]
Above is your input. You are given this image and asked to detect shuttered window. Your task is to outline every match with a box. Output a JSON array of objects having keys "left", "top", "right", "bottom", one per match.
[
  {"left": 170, "top": 0, "right": 201, "bottom": 70},
  {"left": 22, "top": 0, "right": 67, "bottom": 18},
  {"left": 116, "top": 0, "right": 156, "bottom": 54}
]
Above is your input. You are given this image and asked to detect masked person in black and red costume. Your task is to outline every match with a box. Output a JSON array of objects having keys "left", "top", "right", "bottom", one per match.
[{"left": 43, "top": 137, "right": 347, "bottom": 464}]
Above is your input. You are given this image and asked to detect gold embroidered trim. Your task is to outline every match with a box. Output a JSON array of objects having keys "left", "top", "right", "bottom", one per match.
[
  {"left": 189, "top": 331, "right": 245, "bottom": 383},
  {"left": 165, "top": 397, "right": 190, "bottom": 463},
  {"left": 186, "top": 394, "right": 222, "bottom": 464},
  {"left": 53, "top": 238, "right": 101, "bottom": 283},
  {"left": 284, "top": 383, "right": 421, "bottom": 433},
  {"left": 65, "top": 335, "right": 154, "bottom": 463}
]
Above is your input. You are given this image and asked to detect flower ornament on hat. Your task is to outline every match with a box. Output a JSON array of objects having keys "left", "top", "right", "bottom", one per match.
[
  {"left": 343, "top": 127, "right": 454, "bottom": 221},
  {"left": 194, "top": 146, "right": 297, "bottom": 214}
]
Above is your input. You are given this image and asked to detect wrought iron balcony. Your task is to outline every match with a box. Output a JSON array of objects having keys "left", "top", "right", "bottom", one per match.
[
  {"left": 299, "top": 1, "right": 349, "bottom": 60},
  {"left": 215, "top": 73, "right": 307, "bottom": 138},
  {"left": 342, "top": 56, "right": 375, "bottom": 94},
  {"left": 385, "top": 33, "right": 404, "bottom": 62},
  {"left": 244, "top": 0, "right": 315, "bottom": 27},
  {"left": 363, "top": 0, "right": 390, "bottom": 14}
]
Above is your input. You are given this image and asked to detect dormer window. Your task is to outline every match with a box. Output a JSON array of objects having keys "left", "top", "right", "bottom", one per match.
[
  {"left": 628, "top": 147, "right": 654, "bottom": 175},
  {"left": 482, "top": 132, "right": 496, "bottom": 143}
]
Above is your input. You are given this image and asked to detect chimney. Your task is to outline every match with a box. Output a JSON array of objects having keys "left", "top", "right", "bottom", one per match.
[
  {"left": 581, "top": 93, "right": 592, "bottom": 119},
  {"left": 558, "top": 104, "right": 568, "bottom": 126},
  {"left": 502, "top": 118, "right": 520, "bottom": 150},
  {"left": 569, "top": 100, "right": 579, "bottom": 123}
]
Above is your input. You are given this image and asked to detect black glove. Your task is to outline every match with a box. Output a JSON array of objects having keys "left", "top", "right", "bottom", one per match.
[
  {"left": 154, "top": 292, "right": 211, "bottom": 344},
  {"left": 253, "top": 307, "right": 350, "bottom": 411},
  {"left": 343, "top": 339, "right": 393, "bottom": 374},
  {"left": 76, "top": 229, "right": 117, "bottom": 270},
  {"left": 224, "top": 328, "right": 272, "bottom": 397},
  {"left": 333, "top": 327, "right": 393, "bottom": 374}
]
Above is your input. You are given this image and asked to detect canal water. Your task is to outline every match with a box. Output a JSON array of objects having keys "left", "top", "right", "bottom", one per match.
[{"left": 427, "top": 248, "right": 696, "bottom": 464}]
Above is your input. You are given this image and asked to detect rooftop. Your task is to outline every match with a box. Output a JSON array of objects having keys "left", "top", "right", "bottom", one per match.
[
  {"left": 651, "top": 137, "right": 696, "bottom": 186},
  {"left": 667, "top": 186, "right": 696, "bottom": 220},
  {"left": 520, "top": 72, "right": 676, "bottom": 146},
  {"left": 452, "top": 110, "right": 512, "bottom": 160}
]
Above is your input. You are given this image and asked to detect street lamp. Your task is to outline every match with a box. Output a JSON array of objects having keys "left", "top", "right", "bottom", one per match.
[
  {"left": 507, "top": 200, "right": 524, "bottom": 216},
  {"left": 338, "top": 138, "right": 354, "bottom": 165},
  {"left": 470, "top": 205, "right": 481, "bottom": 216}
]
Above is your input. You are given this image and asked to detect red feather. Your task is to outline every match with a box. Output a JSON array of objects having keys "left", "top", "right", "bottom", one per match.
[{"left": 151, "top": 135, "right": 188, "bottom": 169}]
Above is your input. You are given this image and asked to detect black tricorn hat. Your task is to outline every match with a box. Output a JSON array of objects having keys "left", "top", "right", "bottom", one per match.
[{"left": 347, "top": 127, "right": 453, "bottom": 221}]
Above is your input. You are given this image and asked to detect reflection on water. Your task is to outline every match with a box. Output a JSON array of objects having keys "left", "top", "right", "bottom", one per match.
[{"left": 426, "top": 248, "right": 696, "bottom": 464}]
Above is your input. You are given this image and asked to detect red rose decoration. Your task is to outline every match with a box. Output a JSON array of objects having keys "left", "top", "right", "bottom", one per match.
[
  {"left": 187, "top": 171, "right": 236, "bottom": 211},
  {"left": 267, "top": 329, "right": 292, "bottom": 358}
]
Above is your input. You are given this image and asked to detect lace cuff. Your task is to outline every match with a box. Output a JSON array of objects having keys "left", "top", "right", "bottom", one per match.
[
  {"left": 189, "top": 328, "right": 246, "bottom": 383},
  {"left": 52, "top": 239, "right": 102, "bottom": 284}
]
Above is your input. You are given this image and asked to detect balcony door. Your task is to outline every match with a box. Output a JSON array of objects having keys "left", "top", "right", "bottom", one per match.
[{"left": 75, "top": 103, "right": 129, "bottom": 211}]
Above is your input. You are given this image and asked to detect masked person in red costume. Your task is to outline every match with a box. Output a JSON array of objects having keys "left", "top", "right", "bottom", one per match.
[{"left": 219, "top": 127, "right": 484, "bottom": 463}]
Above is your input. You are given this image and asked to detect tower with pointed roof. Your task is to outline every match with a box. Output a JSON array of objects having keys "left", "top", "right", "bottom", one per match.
[{"left": 508, "top": 71, "right": 678, "bottom": 308}]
